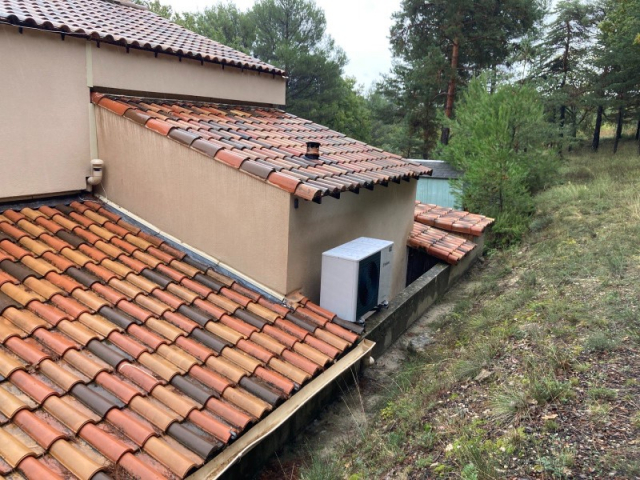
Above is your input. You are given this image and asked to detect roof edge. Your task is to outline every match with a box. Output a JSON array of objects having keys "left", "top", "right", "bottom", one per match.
[
  {"left": 187, "top": 338, "right": 375, "bottom": 480},
  {"left": 92, "top": 87, "right": 285, "bottom": 110},
  {"left": 92, "top": 93, "right": 431, "bottom": 202},
  {"left": 0, "top": 18, "right": 287, "bottom": 76}
]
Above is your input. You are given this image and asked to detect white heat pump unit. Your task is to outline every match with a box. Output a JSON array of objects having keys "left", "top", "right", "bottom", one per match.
[{"left": 320, "top": 237, "right": 394, "bottom": 322}]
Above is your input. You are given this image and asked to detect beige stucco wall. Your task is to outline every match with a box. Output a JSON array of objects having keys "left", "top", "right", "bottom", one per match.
[
  {"left": 90, "top": 43, "right": 286, "bottom": 105},
  {"left": 0, "top": 25, "right": 285, "bottom": 201},
  {"left": 0, "top": 26, "right": 90, "bottom": 199},
  {"left": 96, "top": 109, "right": 292, "bottom": 293},
  {"left": 287, "top": 181, "right": 417, "bottom": 302}
]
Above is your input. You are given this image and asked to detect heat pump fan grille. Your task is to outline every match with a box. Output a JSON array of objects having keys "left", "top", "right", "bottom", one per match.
[{"left": 356, "top": 251, "right": 381, "bottom": 319}]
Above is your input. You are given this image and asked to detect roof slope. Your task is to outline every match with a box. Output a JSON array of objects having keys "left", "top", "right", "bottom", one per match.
[
  {"left": 0, "top": 199, "right": 359, "bottom": 479},
  {"left": 408, "top": 223, "right": 477, "bottom": 265},
  {"left": 408, "top": 202, "right": 495, "bottom": 265},
  {"left": 0, "top": 0, "right": 282, "bottom": 75},
  {"left": 414, "top": 202, "right": 495, "bottom": 237},
  {"left": 92, "top": 93, "right": 431, "bottom": 202}
]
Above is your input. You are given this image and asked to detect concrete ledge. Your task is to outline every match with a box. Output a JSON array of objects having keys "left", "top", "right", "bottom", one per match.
[{"left": 364, "top": 243, "right": 481, "bottom": 359}]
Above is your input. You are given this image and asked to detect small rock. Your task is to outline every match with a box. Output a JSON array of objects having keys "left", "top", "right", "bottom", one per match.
[
  {"left": 407, "top": 334, "right": 435, "bottom": 354},
  {"left": 474, "top": 369, "right": 493, "bottom": 382}
]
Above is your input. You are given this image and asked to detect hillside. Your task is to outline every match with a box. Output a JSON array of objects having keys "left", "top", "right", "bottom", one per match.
[{"left": 264, "top": 139, "right": 640, "bottom": 479}]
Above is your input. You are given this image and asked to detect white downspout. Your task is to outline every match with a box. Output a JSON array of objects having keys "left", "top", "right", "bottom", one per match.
[{"left": 86, "top": 159, "right": 104, "bottom": 191}]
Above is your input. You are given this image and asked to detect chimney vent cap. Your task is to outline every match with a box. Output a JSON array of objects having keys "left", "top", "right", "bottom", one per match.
[{"left": 306, "top": 142, "right": 320, "bottom": 159}]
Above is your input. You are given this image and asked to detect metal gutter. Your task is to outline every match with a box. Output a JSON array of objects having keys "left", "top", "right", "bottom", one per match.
[{"left": 189, "top": 339, "right": 375, "bottom": 480}]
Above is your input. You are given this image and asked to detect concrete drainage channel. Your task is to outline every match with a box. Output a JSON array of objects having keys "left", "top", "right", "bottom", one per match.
[{"left": 190, "top": 250, "right": 481, "bottom": 480}]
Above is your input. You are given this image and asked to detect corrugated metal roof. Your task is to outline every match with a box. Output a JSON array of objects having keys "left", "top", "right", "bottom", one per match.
[{"left": 409, "top": 160, "right": 462, "bottom": 179}]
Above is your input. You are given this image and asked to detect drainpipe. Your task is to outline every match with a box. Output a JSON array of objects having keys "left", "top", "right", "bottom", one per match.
[{"left": 86, "top": 159, "right": 104, "bottom": 192}]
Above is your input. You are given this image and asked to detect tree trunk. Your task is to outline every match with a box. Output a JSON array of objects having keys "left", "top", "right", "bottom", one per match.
[
  {"left": 490, "top": 63, "right": 497, "bottom": 94},
  {"left": 559, "top": 105, "right": 566, "bottom": 136},
  {"left": 440, "top": 37, "right": 459, "bottom": 145},
  {"left": 613, "top": 106, "right": 624, "bottom": 154},
  {"left": 557, "top": 19, "right": 570, "bottom": 149},
  {"left": 592, "top": 105, "right": 603, "bottom": 152}
]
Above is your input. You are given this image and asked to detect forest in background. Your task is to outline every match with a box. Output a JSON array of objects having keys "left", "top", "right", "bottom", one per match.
[{"left": 139, "top": 0, "right": 640, "bottom": 159}]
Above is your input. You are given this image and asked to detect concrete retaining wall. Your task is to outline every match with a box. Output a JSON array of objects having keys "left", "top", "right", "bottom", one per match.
[{"left": 364, "top": 236, "right": 483, "bottom": 359}]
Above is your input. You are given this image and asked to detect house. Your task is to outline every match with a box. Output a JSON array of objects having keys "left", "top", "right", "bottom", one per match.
[
  {"left": 0, "top": 0, "right": 430, "bottom": 303},
  {"left": 0, "top": 1, "right": 492, "bottom": 478},
  {"left": 412, "top": 159, "right": 462, "bottom": 208}
]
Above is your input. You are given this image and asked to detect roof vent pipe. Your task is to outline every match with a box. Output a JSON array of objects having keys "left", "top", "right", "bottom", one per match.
[
  {"left": 305, "top": 141, "right": 320, "bottom": 160},
  {"left": 86, "top": 159, "right": 104, "bottom": 191}
]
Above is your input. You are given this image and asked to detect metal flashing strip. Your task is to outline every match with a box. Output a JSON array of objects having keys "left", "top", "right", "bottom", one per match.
[{"left": 188, "top": 338, "right": 375, "bottom": 480}]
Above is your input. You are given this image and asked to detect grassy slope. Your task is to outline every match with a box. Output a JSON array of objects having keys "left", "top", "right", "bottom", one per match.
[{"left": 303, "top": 139, "right": 640, "bottom": 479}]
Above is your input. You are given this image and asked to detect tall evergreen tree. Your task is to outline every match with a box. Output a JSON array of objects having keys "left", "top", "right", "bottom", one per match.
[
  {"left": 443, "top": 76, "right": 558, "bottom": 245},
  {"left": 595, "top": 0, "right": 640, "bottom": 153},
  {"left": 249, "top": 0, "right": 348, "bottom": 125},
  {"left": 175, "top": 3, "right": 255, "bottom": 54},
  {"left": 387, "top": 0, "right": 546, "bottom": 155},
  {"left": 534, "top": 0, "right": 601, "bottom": 147}
]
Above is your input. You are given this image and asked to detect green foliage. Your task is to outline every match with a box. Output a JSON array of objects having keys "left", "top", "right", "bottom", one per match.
[
  {"left": 136, "top": 0, "right": 370, "bottom": 141},
  {"left": 442, "top": 76, "right": 559, "bottom": 245},
  {"left": 134, "top": 0, "right": 173, "bottom": 18},
  {"left": 175, "top": 3, "right": 255, "bottom": 54},
  {"left": 365, "top": 88, "right": 423, "bottom": 157},
  {"left": 250, "top": 0, "right": 350, "bottom": 128},
  {"left": 537, "top": 448, "right": 575, "bottom": 478},
  {"left": 532, "top": 0, "right": 602, "bottom": 142},
  {"left": 382, "top": 0, "right": 546, "bottom": 156},
  {"left": 583, "top": 331, "right": 617, "bottom": 352},
  {"left": 300, "top": 452, "right": 343, "bottom": 480}
]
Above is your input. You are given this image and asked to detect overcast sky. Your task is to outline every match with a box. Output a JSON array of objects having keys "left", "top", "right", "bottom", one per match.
[{"left": 162, "top": 0, "right": 401, "bottom": 89}]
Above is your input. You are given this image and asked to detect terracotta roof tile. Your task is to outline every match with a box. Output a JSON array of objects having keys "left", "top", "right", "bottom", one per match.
[
  {"left": 6, "top": 1, "right": 282, "bottom": 75},
  {"left": 408, "top": 222, "right": 477, "bottom": 265},
  {"left": 405, "top": 202, "right": 495, "bottom": 265},
  {"left": 0, "top": 199, "right": 359, "bottom": 478},
  {"left": 93, "top": 95, "right": 431, "bottom": 201},
  {"left": 414, "top": 201, "right": 494, "bottom": 237}
]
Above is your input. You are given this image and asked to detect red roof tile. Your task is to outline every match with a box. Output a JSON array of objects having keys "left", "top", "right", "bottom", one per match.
[
  {"left": 92, "top": 94, "right": 432, "bottom": 201},
  {"left": 0, "top": 0, "right": 283, "bottom": 75},
  {"left": 0, "top": 198, "right": 361, "bottom": 479},
  {"left": 408, "top": 222, "right": 477, "bottom": 265},
  {"left": 414, "top": 201, "right": 495, "bottom": 237}
]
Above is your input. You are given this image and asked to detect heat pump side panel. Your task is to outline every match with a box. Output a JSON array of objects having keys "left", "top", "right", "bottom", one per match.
[
  {"left": 378, "top": 243, "right": 394, "bottom": 304},
  {"left": 320, "top": 255, "right": 359, "bottom": 321}
]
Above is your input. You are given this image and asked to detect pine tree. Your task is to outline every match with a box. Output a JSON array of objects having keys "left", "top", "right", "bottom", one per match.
[
  {"left": 443, "top": 76, "right": 558, "bottom": 245},
  {"left": 533, "top": 0, "right": 601, "bottom": 149},
  {"left": 387, "top": 0, "right": 546, "bottom": 155},
  {"left": 595, "top": 0, "right": 640, "bottom": 153}
]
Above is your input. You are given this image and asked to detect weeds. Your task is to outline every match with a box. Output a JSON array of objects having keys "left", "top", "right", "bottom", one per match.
[
  {"left": 527, "top": 374, "right": 573, "bottom": 405},
  {"left": 584, "top": 331, "right": 617, "bottom": 353},
  {"left": 300, "top": 452, "right": 343, "bottom": 480},
  {"left": 537, "top": 448, "right": 576, "bottom": 478},
  {"left": 587, "top": 387, "right": 617, "bottom": 402},
  {"left": 295, "top": 140, "right": 640, "bottom": 479},
  {"left": 489, "top": 385, "right": 530, "bottom": 425}
]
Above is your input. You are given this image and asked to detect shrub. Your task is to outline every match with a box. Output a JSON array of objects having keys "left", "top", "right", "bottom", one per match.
[{"left": 443, "top": 75, "right": 559, "bottom": 246}]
